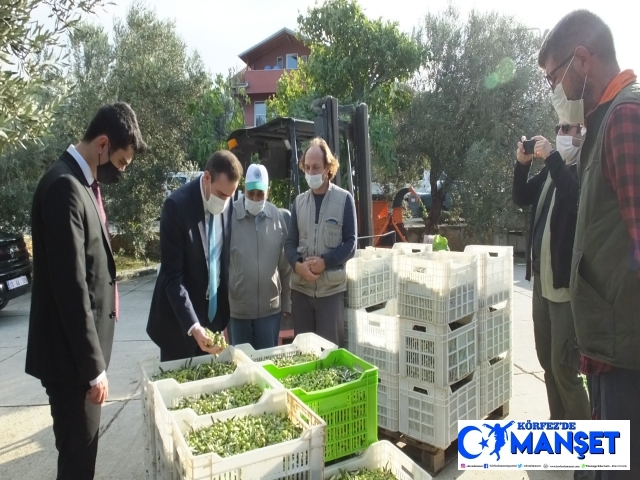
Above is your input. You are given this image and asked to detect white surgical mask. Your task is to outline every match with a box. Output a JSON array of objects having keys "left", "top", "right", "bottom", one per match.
[
  {"left": 550, "top": 56, "right": 587, "bottom": 125},
  {"left": 245, "top": 198, "right": 265, "bottom": 216},
  {"left": 305, "top": 172, "right": 325, "bottom": 190},
  {"left": 556, "top": 135, "right": 581, "bottom": 165},
  {"left": 206, "top": 192, "right": 228, "bottom": 215}
]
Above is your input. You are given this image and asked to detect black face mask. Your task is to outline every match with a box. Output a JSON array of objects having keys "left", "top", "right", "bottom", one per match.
[{"left": 96, "top": 148, "right": 123, "bottom": 185}]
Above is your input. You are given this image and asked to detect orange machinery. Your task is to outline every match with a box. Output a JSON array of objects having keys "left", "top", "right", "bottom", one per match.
[{"left": 371, "top": 186, "right": 422, "bottom": 247}]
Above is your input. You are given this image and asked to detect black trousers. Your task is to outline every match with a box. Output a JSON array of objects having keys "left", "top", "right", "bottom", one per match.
[
  {"left": 590, "top": 368, "right": 640, "bottom": 480},
  {"left": 42, "top": 381, "right": 101, "bottom": 480}
]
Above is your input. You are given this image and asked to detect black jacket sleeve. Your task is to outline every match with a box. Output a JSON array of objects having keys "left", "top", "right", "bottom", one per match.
[
  {"left": 545, "top": 152, "right": 580, "bottom": 214},
  {"left": 512, "top": 161, "right": 547, "bottom": 207},
  {"left": 42, "top": 176, "right": 105, "bottom": 383},
  {"left": 160, "top": 197, "right": 200, "bottom": 334}
]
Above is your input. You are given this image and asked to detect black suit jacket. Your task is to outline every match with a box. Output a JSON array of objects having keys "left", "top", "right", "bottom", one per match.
[
  {"left": 26, "top": 152, "right": 117, "bottom": 386},
  {"left": 146, "top": 178, "right": 232, "bottom": 360}
]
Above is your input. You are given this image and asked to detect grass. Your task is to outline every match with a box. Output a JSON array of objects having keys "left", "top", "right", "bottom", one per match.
[{"left": 114, "top": 253, "right": 158, "bottom": 272}]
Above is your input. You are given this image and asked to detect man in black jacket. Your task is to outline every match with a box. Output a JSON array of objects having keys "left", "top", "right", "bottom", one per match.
[
  {"left": 26, "top": 103, "right": 146, "bottom": 480},
  {"left": 147, "top": 150, "right": 243, "bottom": 361},
  {"left": 513, "top": 125, "right": 591, "bottom": 429}
]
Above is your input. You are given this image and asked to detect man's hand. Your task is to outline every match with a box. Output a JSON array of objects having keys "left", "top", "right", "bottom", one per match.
[
  {"left": 192, "top": 324, "right": 224, "bottom": 355},
  {"left": 295, "top": 260, "right": 320, "bottom": 282},
  {"left": 307, "top": 256, "right": 326, "bottom": 275},
  {"left": 517, "top": 136, "right": 533, "bottom": 165},
  {"left": 533, "top": 135, "right": 553, "bottom": 159},
  {"left": 87, "top": 376, "right": 108, "bottom": 405},
  {"left": 282, "top": 311, "right": 291, "bottom": 318}
]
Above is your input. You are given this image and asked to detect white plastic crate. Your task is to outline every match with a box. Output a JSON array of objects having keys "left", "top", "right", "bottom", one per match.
[
  {"left": 351, "top": 299, "right": 400, "bottom": 375},
  {"left": 478, "top": 301, "right": 512, "bottom": 362},
  {"left": 479, "top": 352, "right": 513, "bottom": 419},
  {"left": 234, "top": 332, "right": 337, "bottom": 364},
  {"left": 154, "top": 424, "right": 177, "bottom": 480},
  {"left": 344, "top": 310, "right": 356, "bottom": 352},
  {"left": 140, "top": 347, "right": 253, "bottom": 391},
  {"left": 377, "top": 371, "right": 400, "bottom": 432},
  {"left": 141, "top": 376, "right": 156, "bottom": 480},
  {"left": 391, "top": 242, "right": 433, "bottom": 254},
  {"left": 153, "top": 364, "right": 285, "bottom": 480},
  {"left": 140, "top": 348, "right": 253, "bottom": 480},
  {"left": 346, "top": 248, "right": 396, "bottom": 309},
  {"left": 324, "top": 440, "right": 432, "bottom": 480},
  {"left": 172, "top": 389, "right": 326, "bottom": 480},
  {"left": 399, "top": 374, "right": 480, "bottom": 449},
  {"left": 464, "top": 245, "right": 513, "bottom": 307},
  {"left": 397, "top": 251, "right": 478, "bottom": 325},
  {"left": 399, "top": 315, "right": 477, "bottom": 387}
]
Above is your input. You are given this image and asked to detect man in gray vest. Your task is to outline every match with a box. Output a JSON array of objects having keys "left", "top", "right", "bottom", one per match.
[
  {"left": 540, "top": 11, "right": 640, "bottom": 478},
  {"left": 284, "top": 137, "right": 357, "bottom": 346}
]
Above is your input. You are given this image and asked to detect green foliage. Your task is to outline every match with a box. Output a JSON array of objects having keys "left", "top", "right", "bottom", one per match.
[
  {"left": 267, "top": 0, "right": 428, "bottom": 184},
  {"left": 396, "top": 5, "right": 555, "bottom": 233},
  {"left": 296, "top": 0, "right": 427, "bottom": 114},
  {"left": 0, "top": 4, "right": 242, "bottom": 260},
  {"left": 0, "top": 0, "right": 106, "bottom": 153},
  {"left": 189, "top": 71, "right": 247, "bottom": 168}
]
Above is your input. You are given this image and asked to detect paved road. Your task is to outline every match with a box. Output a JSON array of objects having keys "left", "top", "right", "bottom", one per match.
[{"left": 0, "top": 265, "right": 573, "bottom": 479}]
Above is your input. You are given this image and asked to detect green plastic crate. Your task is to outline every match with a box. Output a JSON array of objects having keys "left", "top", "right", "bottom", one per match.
[{"left": 263, "top": 348, "right": 378, "bottom": 462}]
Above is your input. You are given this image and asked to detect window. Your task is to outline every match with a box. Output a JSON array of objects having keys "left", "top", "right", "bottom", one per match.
[
  {"left": 254, "top": 102, "right": 266, "bottom": 126},
  {"left": 286, "top": 53, "right": 298, "bottom": 69},
  {"left": 300, "top": 55, "right": 308, "bottom": 63},
  {"left": 276, "top": 56, "right": 283, "bottom": 69}
]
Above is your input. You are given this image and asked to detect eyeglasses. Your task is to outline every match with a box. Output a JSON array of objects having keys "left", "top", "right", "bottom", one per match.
[
  {"left": 555, "top": 124, "right": 581, "bottom": 134},
  {"left": 545, "top": 53, "right": 574, "bottom": 90}
]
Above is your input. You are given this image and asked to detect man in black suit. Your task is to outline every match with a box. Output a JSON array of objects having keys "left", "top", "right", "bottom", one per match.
[
  {"left": 26, "top": 102, "right": 146, "bottom": 480},
  {"left": 147, "top": 150, "right": 243, "bottom": 361}
]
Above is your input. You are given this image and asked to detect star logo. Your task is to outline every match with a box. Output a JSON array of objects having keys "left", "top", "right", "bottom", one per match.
[{"left": 480, "top": 437, "right": 489, "bottom": 449}]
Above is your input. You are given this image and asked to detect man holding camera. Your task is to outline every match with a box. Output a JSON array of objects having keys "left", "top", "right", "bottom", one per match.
[{"left": 513, "top": 125, "right": 592, "bottom": 428}]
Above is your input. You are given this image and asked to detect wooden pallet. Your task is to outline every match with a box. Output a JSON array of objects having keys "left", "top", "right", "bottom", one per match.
[{"left": 378, "top": 401, "right": 510, "bottom": 476}]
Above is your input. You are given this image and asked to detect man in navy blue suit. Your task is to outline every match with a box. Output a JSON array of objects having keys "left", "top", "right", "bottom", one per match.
[{"left": 147, "top": 150, "right": 243, "bottom": 361}]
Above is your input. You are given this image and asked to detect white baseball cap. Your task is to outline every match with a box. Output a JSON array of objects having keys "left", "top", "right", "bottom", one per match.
[{"left": 245, "top": 164, "right": 269, "bottom": 191}]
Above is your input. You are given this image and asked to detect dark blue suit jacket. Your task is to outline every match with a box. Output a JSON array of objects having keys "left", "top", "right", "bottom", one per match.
[{"left": 147, "top": 178, "right": 232, "bottom": 361}]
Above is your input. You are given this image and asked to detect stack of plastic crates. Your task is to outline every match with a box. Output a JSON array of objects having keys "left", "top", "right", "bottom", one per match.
[
  {"left": 139, "top": 347, "right": 253, "bottom": 480},
  {"left": 346, "top": 299, "right": 401, "bottom": 432},
  {"left": 464, "top": 245, "right": 514, "bottom": 420},
  {"left": 344, "top": 247, "right": 399, "bottom": 352},
  {"left": 345, "top": 248, "right": 397, "bottom": 310},
  {"left": 396, "top": 251, "right": 481, "bottom": 450},
  {"left": 344, "top": 245, "right": 432, "bottom": 351}
]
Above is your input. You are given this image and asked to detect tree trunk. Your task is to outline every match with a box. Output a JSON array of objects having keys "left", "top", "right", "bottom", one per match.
[
  {"left": 425, "top": 177, "right": 445, "bottom": 235},
  {"left": 426, "top": 193, "right": 444, "bottom": 234}
]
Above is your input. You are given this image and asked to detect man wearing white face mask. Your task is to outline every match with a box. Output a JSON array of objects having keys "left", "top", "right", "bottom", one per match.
[
  {"left": 227, "top": 164, "right": 292, "bottom": 349},
  {"left": 284, "top": 137, "right": 357, "bottom": 346},
  {"left": 540, "top": 12, "right": 640, "bottom": 478},
  {"left": 147, "top": 150, "right": 243, "bottom": 361},
  {"left": 513, "top": 125, "right": 592, "bottom": 438}
]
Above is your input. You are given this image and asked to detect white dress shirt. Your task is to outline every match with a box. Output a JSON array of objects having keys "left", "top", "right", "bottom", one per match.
[
  {"left": 66, "top": 145, "right": 106, "bottom": 387},
  {"left": 188, "top": 174, "right": 226, "bottom": 336}
]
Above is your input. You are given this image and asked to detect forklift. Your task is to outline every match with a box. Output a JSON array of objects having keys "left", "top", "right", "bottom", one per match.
[
  {"left": 226, "top": 96, "right": 375, "bottom": 248},
  {"left": 226, "top": 97, "right": 381, "bottom": 344}
]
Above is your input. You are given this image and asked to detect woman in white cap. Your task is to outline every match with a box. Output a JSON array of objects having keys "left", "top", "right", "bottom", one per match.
[{"left": 227, "top": 163, "right": 292, "bottom": 349}]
